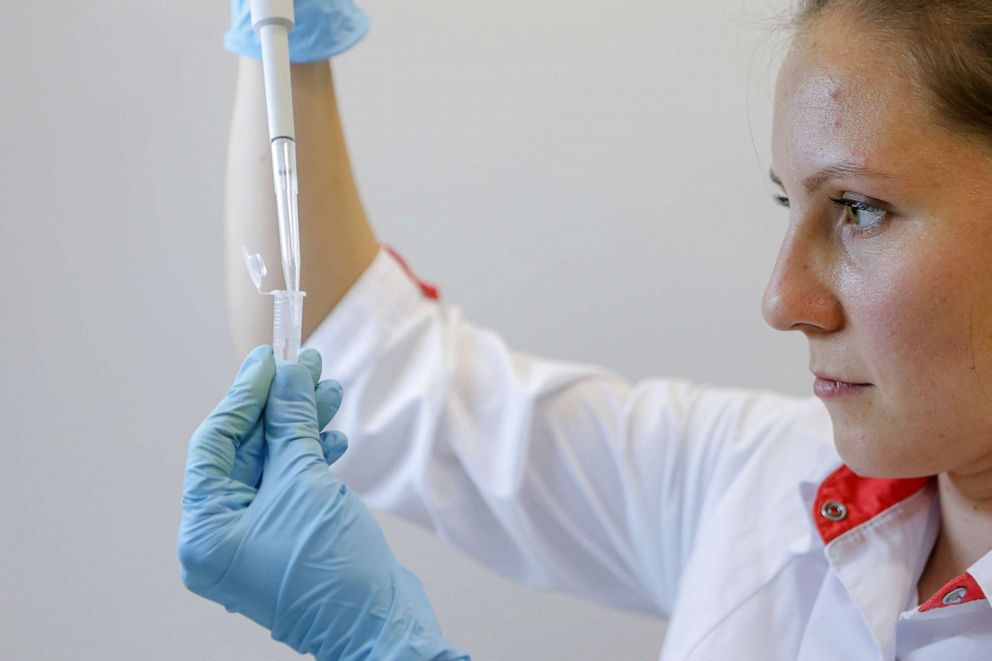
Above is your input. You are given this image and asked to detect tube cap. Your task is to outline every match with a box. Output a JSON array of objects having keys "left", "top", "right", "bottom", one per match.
[{"left": 242, "top": 246, "right": 268, "bottom": 293}]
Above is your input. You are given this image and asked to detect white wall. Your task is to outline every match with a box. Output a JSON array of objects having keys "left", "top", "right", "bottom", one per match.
[{"left": 1, "top": 1, "right": 800, "bottom": 659}]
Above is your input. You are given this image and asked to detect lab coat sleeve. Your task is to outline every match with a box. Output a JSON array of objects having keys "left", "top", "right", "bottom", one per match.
[{"left": 304, "top": 247, "right": 821, "bottom": 616}]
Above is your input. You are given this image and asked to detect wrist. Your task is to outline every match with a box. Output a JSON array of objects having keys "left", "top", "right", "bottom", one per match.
[
  {"left": 275, "top": 563, "right": 469, "bottom": 660},
  {"left": 225, "top": 0, "right": 370, "bottom": 63}
]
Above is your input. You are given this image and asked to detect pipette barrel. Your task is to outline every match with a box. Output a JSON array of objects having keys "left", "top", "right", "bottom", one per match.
[
  {"left": 252, "top": 2, "right": 301, "bottom": 292},
  {"left": 250, "top": 0, "right": 304, "bottom": 361},
  {"left": 253, "top": 2, "right": 295, "bottom": 141}
]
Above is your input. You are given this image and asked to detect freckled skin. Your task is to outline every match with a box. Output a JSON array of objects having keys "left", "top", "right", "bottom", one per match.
[{"left": 763, "top": 11, "right": 992, "bottom": 479}]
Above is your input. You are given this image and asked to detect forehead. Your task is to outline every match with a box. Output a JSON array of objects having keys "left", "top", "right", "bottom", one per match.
[{"left": 772, "top": 11, "right": 932, "bottom": 179}]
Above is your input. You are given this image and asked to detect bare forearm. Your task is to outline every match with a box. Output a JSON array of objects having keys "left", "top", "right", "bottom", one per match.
[{"left": 225, "top": 57, "right": 379, "bottom": 354}]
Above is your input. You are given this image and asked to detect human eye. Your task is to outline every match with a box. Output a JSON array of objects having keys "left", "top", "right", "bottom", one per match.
[
  {"left": 828, "top": 195, "right": 887, "bottom": 236},
  {"left": 773, "top": 194, "right": 790, "bottom": 208}
]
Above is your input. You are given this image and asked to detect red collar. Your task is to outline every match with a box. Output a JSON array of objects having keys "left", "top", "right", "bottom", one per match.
[
  {"left": 382, "top": 244, "right": 440, "bottom": 301},
  {"left": 813, "top": 465, "right": 986, "bottom": 611},
  {"left": 813, "top": 465, "right": 929, "bottom": 545}
]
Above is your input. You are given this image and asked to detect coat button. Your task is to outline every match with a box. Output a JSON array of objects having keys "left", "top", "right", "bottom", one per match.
[
  {"left": 820, "top": 500, "right": 848, "bottom": 522},
  {"left": 942, "top": 587, "right": 968, "bottom": 605}
]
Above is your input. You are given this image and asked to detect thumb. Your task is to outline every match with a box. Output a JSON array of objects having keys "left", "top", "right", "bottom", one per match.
[
  {"left": 184, "top": 344, "right": 274, "bottom": 497},
  {"left": 262, "top": 361, "right": 326, "bottom": 479}
]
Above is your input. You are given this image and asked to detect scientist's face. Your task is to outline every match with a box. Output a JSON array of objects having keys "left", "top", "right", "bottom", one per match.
[{"left": 763, "top": 10, "right": 992, "bottom": 478}]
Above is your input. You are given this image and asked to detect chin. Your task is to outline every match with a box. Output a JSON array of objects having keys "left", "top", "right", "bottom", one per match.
[{"left": 832, "top": 428, "right": 933, "bottom": 479}]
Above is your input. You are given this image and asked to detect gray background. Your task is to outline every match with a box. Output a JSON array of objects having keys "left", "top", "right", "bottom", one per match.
[{"left": 1, "top": 1, "right": 803, "bottom": 659}]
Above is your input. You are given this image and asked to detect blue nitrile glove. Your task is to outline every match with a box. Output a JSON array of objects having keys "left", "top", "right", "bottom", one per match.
[
  {"left": 178, "top": 346, "right": 468, "bottom": 660},
  {"left": 224, "top": 0, "right": 369, "bottom": 62}
]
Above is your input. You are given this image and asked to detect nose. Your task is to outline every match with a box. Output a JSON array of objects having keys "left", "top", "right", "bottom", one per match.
[{"left": 761, "top": 226, "right": 843, "bottom": 334}]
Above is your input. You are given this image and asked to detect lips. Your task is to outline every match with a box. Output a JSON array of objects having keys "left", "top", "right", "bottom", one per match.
[{"left": 813, "top": 375, "right": 871, "bottom": 399}]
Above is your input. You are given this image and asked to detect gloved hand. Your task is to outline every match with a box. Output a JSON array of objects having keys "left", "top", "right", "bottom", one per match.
[
  {"left": 224, "top": 0, "right": 369, "bottom": 62},
  {"left": 178, "top": 345, "right": 468, "bottom": 660}
]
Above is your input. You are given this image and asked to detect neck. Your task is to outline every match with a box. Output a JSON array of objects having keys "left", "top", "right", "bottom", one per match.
[{"left": 918, "top": 464, "right": 992, "bottom": 602}]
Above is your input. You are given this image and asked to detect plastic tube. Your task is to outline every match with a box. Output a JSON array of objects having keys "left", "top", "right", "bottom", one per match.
[{"left": 272, "top": 290, "right": 305, "bottom": 363}]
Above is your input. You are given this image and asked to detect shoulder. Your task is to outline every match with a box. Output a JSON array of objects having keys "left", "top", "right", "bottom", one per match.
[
  {"left": 697, "top": 386, "right": 837, "bottom": 481},
  {"left": 682, "top": 385, "right": 839, "bottom": 519}
]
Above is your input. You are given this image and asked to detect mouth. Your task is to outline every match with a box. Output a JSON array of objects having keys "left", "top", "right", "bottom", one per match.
[{"left": 812, "top": 373, "right": 872, "bottom": 399}]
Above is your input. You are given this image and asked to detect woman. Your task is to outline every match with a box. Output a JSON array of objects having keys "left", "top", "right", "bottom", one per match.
[{"left": 179, "top": 1, "right": 992, "bottom": 658}]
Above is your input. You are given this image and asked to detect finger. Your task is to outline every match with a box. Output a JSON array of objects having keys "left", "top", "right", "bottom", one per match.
[
  {"left": 207, "top": 344, "right": 276, "bottom": 449},
  {"left": 184, "top": 345, "right": 274, "bottom": 497},
  {"left": 263, "top": 362, "right": 326, "bottom": 479},
  {"left": 297, "top": 348, "right": 323, "bottom": 387},
  {"left": 177, "top": 479, "right": 255, "bottom": 596},
  {"left": 314, "top": 378, "right": 344, "bottom": 431},
  {"left": 229, "top": 417, "right": 266, "bottom": 487},
  {"left": 319, "top": 430, "right": 349, "bottom": 465}
]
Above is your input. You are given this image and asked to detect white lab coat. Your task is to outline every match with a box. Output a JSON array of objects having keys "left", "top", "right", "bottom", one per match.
[{"left": 305, "top": 248, "right": 992, "bottom": 660}]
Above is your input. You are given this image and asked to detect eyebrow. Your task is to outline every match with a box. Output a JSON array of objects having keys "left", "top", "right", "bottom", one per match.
[{"left": 769, "top": 163, "right": 891, "bottom": 193}]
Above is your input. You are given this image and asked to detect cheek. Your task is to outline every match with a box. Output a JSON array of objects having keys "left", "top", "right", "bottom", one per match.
[
  {"left": 838, "top": 243, "right": 992, "bottom": 473},
  {"left": 856, "top": 254, "right": 972, "bottom": 398},
  {"left": 843, "top": 223, "right": 986, "bottom": 381}
]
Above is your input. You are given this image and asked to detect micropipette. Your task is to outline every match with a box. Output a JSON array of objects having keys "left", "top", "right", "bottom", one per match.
[{"left": 243, "top": 0, "right": 305, "bottom": 363}]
